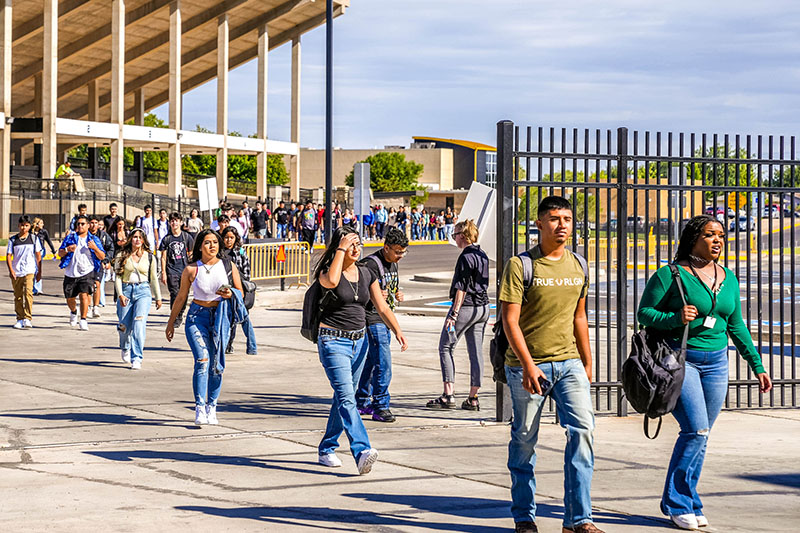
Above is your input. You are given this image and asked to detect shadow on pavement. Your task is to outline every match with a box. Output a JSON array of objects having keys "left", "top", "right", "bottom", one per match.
[
  {"left": 85, "top": 449, "right": 352, "bottom": 478},
  {"left": 737, "top": 472, "right": 800, "bottom": 488},
  {"left": 0, "top": 357, "right": 121, "bottom": 368},
  {"left": 0, "top": 411, "right": 191, "bottom": 428}
]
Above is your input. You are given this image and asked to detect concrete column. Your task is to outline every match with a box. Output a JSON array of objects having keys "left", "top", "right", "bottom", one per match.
[
  {"left": 133, "top": 88, "right": 145, "bottom": 188},
  {"left": 215, "top": 14, "right": 228, "bottom": 200},
  {"left": 0, "top": 0, "right": 10, "bottom": 239},
  {"left": 34, "top": 73, "right": 42, "bottom": 116},
  {"left": 289, "top": 36, "right": 301, "bottom": 202},
  {"left": 42, "top": 0, "right": 58, "bottom": 180},
  {"left": 133, "top": 87, "right": 145, "bottom": 125},
  {"left": 110, "top": 0, "right": 125, "bottom": 190},
  {"left": 256, "top": 24, "right": 268, "bottom": 200},
  {"left": 167, "top": 0, "right": 182, "bottom": 199},
  {"left": 87, "top": 80, "right": 99, "bottom": 121}
]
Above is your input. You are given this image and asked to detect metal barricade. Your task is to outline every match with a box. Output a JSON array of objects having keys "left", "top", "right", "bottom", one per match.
[{"left": 244, "top": 241, "right": 310, "bottom": 287}]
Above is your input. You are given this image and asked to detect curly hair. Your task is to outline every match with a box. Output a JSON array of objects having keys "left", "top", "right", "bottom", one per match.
[
  {"left": 384, "top": 227, "right": 409, "bottom": 248},
  {"left": 674, "top": 214, "right": 725, "bottom": 262}
]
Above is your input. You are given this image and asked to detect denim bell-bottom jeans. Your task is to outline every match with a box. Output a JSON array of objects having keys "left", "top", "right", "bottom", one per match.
[
  {"left": 318, "top": 331, "right": 371, "bottom": 460},
  {"left": 506, "top": 359, "right": 595, "bottom": 529},
  {"left": 117, "top": 282, "right": 152, "bottom": 363},
  {"left": 356, "top": 323, "right": 393, "bottom": 411},
  {"left": 661, "top": 347, "right": 729, "bottom": 517},
  {"left": 185, "top": 303, "right": 223, "bottom": 407}
]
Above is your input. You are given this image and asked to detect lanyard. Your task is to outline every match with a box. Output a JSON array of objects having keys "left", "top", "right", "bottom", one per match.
[{"left": 688, "top": 262, "right": 718, "bottom": 314}]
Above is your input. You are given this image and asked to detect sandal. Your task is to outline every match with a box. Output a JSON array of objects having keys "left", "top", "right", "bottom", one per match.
[
  {"left": 426, "top": 394, "right": 455, "bottom": 409},
  {"left": 461, "top": 396, "right": 480, "bottom": 411}
]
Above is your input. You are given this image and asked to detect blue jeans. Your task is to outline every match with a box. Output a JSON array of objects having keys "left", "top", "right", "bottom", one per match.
[
  {"left": 117, "top": 283, "right": 152, "bottom": 363},
  {"left": 98, "top": 269, "right": 109, "bottom": 307},
  {"left": 185, "top": 303, "right": 223, "bottom": 407},
  {"left": 228, "top": 314, "right": 258, "bottom": 354},
  {"left": 661, "top": 347, "right": 728, "bottom": 517},
  {"left": 276, "top": 223, "right": 287, "bottom": 239},
  {"left": 411, "top": 223, "right": 420, "bottom": 240},
  {"left": 356, "top": 323, "right": 393, "bottom": 410},
  {"left": 506, "top": 359, "right": 595, "bottom": 528},
  {"left": 318, "top": 332, "right": 371, "bottom": 459}
]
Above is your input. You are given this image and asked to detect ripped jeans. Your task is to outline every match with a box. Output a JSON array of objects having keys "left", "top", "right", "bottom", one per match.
[
  {"left": 117, "top": 282, "right": 152, "bottom": 363},
  {"left": 185, "top": 303, "right": 222, "bottom": 407},
  {"left": 661, "top": 347, "right": 729, "bottom": 517}
]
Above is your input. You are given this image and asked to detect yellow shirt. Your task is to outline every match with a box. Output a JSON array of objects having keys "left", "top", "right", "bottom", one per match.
[
  {"left": 114, "top": 252, "right": 162, "bottom": 300},
  {"left": 498, "top": 247, "right": 588, "bottom": 366}
]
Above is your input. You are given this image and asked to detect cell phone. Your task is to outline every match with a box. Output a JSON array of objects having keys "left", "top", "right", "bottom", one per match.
[
  {"left": 537, "top": 376, "right": 552, "bottom": 396},
  {"left": 218, "top": 284, "right": 231, "bottom": 291}
]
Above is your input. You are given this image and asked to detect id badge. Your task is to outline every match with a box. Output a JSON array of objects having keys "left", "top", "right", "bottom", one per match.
[{"left": 702, "top": 316, "right": 717, "bottom": 329}]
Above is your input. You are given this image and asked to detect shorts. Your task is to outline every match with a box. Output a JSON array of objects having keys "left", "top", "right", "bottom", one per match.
[{"left": 63, "top": 273, "right": 95, "bottom": 299}]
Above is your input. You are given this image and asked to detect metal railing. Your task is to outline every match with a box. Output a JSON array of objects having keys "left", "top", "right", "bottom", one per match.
[
  {"left": 244, "top": 240, "right": 310, "bottom": 287},
  {"left": 496, "top": 121, "right": 800, "bottom": 419}
]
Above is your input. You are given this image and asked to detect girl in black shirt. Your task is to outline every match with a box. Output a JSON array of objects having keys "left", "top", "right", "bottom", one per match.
[{"left": 314, "top": 227, "right": 408, "bottom": 474}]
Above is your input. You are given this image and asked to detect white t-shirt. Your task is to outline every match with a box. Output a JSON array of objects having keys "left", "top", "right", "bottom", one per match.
[
  {"left": 139, "top": 217, "right": 156, "bottom": 248},
  {"left": 7, "top": 234, "right": 42, "bottom": 276},
  {"left": 65, "top": 235, "right": 95, "bottom": 278}
]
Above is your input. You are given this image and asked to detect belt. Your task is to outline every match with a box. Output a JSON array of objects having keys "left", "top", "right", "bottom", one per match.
[
  {"left": 123, "top": 281, "right": 149, "bottom": 286},
  {"left": 318, "top": 327, "right": 366, "bottom": 340}
]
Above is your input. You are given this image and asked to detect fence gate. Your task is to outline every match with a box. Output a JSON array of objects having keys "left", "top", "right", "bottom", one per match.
[{"left": 496, "top": 121, "right": 799, "bottom": 420}]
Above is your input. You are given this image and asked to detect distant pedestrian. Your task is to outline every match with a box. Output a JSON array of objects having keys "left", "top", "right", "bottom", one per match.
[
  {"left": 159, "top": 212, "right": 194, "bottom": 327},
  {"left": 186, "top": 208, "right": 204, "bottom": 239},
  {"left": 427, "top": 210, "right": 437, "bottom": 240},
  {"left": 221, "top": 226, "right": 257, "bottom": 355},
  {"left": 114, "top": 228, "right": 162, "bottom": 370},
  {"left": 274, "top": 201, "right": 289, "bottom": 240},
  {"left": 426, "top": 220, "right": 489, "bottom": 411},
  {"left": 250, "top": 201, "right": 268, "bottom": 239},
  {"left": 103, "top": 203, "right": 120, "bottom": 233},
  {"left": 410, "top": 207, "right": 421, "bottom": 240},
  {"left": 31, "top": 217, "right": 56, "bottom": 296},
  {"left": 88, "top": 215, "right": 114, "bottom": 316},
  {"left": 312, "top": 227, "right": 408, "bottom": 474},
  {"left": 69, "top": 203, "right": 88, "bottom": 231},
  {"left": 356, "top": 227, "right": 409, "bottom": 423},
  {"left": 6, "top": 215, "right": 42, "bottom": 329},
  {"left": 136, "top": 205, "right": 158, "bottom": 250},
  {"left": 300, "top": 201, "right": 318, "bottom": 252},
  {"left": 395, "top": 206, "right": 407, "bottom": 235},
  {"left": 637, "top": 214, "right": 771, "bottom": 531},
  {"left": 436, "top": 210, "right": 446, "bottom": 240},
  {"left": 58, "top": 215, "right": 106, "bottom": 331},
  {"left": 165, "top": 229, "right": 245, "bottom": 426},
  {"left": 444, "top": 207, "right": 457, "bottom": 239},
  {"left": 374, "top": 204, "right": 387, "bottom": 238}
]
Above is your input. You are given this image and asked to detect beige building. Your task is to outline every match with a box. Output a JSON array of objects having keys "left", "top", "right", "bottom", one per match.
[
  {"left": 0, "top": 0, "right": 350, "bottom": 238},
  {"left": 296, "top": 146, "right": 455, "bottom": 191}
]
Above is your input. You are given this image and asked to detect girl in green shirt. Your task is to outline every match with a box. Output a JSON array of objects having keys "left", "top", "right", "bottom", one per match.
[{"left": 637, "top": 215, "right": 771, "bottom": 530}]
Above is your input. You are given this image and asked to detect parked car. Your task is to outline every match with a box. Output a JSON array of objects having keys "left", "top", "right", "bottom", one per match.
[
  {"left": 763, "top": 205, "right": 780, "bottom": 218},
  {"left": 704, "top": 206, "right": 725, "bottom": 216},
  {"left": 783, "top": 207, "right": 800, "bottom": 218},
  {"left": 649, "top": 218, "right": 672, "bottom": 234},
  {"left": 729, "top": 215, "right": 756, "bottom": 232},
  {"left": 626, "top": 216, "right": 645, "bottom": 232}
]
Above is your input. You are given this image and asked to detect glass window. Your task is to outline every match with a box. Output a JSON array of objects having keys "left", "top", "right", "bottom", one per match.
[{"left": 485, "top": 152, "right": 497, "bottom": 188}]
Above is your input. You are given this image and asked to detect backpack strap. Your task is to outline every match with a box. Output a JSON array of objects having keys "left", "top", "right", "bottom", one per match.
[
  {"left": 365, "top": 253, "right": 386, "bottom": 289},
  {"left": 644, "top": 416, "right": 662, "bottom": 439},
  {"left": 222, "top": 256, "right": 234, "bottom": 285},
  {"left": 572, "top": 251, "right": 590, "bottom": 298},
  {"left": 667, "top": 263, "right": 690, "bottom": 351},
  {"left": 517, "top": 251, "right": 534, "bottom": 304}
]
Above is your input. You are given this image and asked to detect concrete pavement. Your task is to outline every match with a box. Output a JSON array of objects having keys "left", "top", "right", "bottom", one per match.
[{"left": 1, "top": 267, "right": 799, "bottom": 532}]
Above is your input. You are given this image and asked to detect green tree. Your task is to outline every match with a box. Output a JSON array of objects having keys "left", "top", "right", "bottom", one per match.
[
  {"left": 685, "top": 145, "right": 757, "bottom": 199},
  {"left": 345, "top": 152, "right": 424, "bottom": 192},
  {"left": 517, "top": 169, "right": 598, "bottom": 223}
]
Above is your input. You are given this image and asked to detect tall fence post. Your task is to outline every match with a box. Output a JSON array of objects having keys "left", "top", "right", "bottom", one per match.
[
  {"left": 92, "top": 190, "right": 96, "bottom": 215},
  {"left": 58, "top": 189, "right": 63, "bottom": 238},
  {"left": 123, "top": 192, "right": 127, "bottom": 221},
  {"left": 616, "top": 127, "right": 629, "bottom": 417},
  {"left": 496, "top": 120, "right": 515, "bottom": 423}
]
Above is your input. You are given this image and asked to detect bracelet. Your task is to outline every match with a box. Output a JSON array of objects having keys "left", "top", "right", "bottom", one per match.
[{"left": 336, "top": 248, "right": 347, "bottom": 252}]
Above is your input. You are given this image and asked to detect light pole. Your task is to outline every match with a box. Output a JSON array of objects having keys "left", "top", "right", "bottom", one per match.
[{"left": 324, "top": 0, "right": 333, "bottom": 243}]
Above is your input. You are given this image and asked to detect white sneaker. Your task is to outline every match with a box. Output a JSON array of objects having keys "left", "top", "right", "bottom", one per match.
[
  {"left": 23, "top": 319, "right": 32, "bottom": 328},
  {"left": 194, "top": 405, "right": 208, "bottom": 425},
  {"left": 79, "top": 319, "right": 89, "bottom": 331},
  {"left": 130, "top": 359, "right": 141, "bottom": 370},
  {"left": 206, "top": 404, "right": 218, "bottom": 425},
  {"left": 696, "top": 515, "right": 709, "bottom": 527},
  {"left": 91, "top": 307, "right": 101, "bottom": 318},
  {"left": 13, "top": 320, "right": 24, "bottom": 329},
  {"left": 669, "top": 514, "right": 699, "bottom": 530},
  {"left": 318, "top": 453, "right": 343, "bottom": 468},
  {"left": 121, "top": 351, "right": 131, "bottom": 364},
  {"left": 69, "top": 312, "right": 78, "bottom": 327},
  {"left": 356, "top": 448, "right": 379, "bottom": 475}
]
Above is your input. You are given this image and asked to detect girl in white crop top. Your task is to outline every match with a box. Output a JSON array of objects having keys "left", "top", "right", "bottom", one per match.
[
  {"left": 191, "top": 260, "right": 228, "bottom": 301},
  {"left": 164, "top": 229, "right": 243, "bottom": 426}
]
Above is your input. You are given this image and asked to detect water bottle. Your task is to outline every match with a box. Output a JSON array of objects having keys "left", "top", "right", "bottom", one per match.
[{"left": 447, "top": 323, "right": 457, "bottom": 344}]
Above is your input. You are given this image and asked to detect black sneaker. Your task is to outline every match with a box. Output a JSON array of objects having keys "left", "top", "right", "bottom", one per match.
[
  {"left": 225, "top": 346, "right": 234, "bottom": 354},
  {"left": 515, "top": 521, "right": 539, "bottom": 533},
  {"left": 372, "top": 408, "right": 396, "bottom": 423}
]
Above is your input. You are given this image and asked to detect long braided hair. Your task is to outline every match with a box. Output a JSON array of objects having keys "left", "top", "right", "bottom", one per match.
[{"left": 674, "top": 214, "right": 725, "bottom": 263}]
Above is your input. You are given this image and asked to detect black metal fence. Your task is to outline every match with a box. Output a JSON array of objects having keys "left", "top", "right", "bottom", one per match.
[{"left": 496, "top": 121, "right": 799, "bottom": 417}]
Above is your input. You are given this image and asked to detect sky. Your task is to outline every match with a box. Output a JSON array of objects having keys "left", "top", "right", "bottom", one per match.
[{"left": 161, "top": 0, "right": 800, "bottom": 151}]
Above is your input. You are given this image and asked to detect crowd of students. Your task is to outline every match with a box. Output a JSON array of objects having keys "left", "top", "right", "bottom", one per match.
[{"left": 4, "top": 194, "right": 773, "bottom": 533}]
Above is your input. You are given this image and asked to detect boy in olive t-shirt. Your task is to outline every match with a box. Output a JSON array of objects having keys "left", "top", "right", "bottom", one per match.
[{"left": 498, "top": 196, "right": 602, "bottom": 533}]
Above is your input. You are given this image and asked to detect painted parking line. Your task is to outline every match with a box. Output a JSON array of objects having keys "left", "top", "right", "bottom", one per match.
[{"left": 427, "top": 301, "right": 498, "bottom": 310}]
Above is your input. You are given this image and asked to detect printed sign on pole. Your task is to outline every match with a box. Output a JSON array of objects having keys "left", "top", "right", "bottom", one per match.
[
  {"left": 198, "top": 177, "right": 219, "bottom": 213},
  {"left": 353, "top": 163, "right": 371, "bottom": 238},
  {"left": 454, "top": 181, "right": 497, "bottom": 262}
]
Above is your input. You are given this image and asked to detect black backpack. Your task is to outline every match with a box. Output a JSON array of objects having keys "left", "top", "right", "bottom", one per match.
[
  {"left": 622, "top": 264, "right": 688, "bottom": 439},
  {"left": 490, "top": 247, "right": 589, "bottom": 384},
  {"left": 221, "top": 256, "right": 256, "bottom": 310},
  {"left": 300, "top": 280, "right": 337, "bottom": 343}
]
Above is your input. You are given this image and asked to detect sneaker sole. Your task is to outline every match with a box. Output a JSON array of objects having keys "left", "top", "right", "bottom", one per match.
[{"left": 357, "top": 450, "right": 379, "bottom": 475}]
